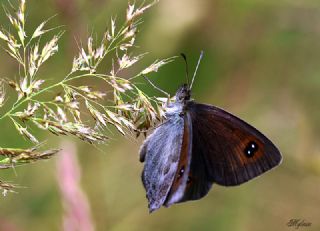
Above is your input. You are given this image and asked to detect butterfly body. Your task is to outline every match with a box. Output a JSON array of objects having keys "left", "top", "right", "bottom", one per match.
[{"left": 140, "top": 84, "right": 282, "bottom": 212}]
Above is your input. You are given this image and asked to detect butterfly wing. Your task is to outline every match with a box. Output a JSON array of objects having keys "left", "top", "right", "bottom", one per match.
[
  {"left": 164, "top": 113, "right": 193, "bottom": 206},
  {"left": 164, "top": 113, "right": 214, "bottom": 205},
  {"left": 177, "top": 144, "right": 213, "bottom": 202},
  {"left": 187, "top": 101, "right": 282, "bottom": 186},
  {"left": 140, "top": 114, "right": 185, "bottom": 212}
]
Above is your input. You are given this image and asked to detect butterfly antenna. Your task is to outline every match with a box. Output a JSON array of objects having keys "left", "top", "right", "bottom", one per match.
[
  {"left": 180, "top": 53, "right": 189, "bottom": 86},
  {"left": 190, "top": 50, "right": 204, "bottom": 89},
  {"left": 143, "top": 75, "right": 170, "bottom": 98}
]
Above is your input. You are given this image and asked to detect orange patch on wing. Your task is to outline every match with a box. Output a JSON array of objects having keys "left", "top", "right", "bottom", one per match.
[{"left": 166, "top": 116, "right": 191, "bottom": 198}]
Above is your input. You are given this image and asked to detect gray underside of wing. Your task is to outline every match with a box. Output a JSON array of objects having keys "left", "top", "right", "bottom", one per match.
[{"left": 140, "top": 115, "right": 184, "bottom": 212}]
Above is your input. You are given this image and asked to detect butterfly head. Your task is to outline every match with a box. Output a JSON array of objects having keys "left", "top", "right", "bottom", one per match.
[
  {"left": 176, "top": 51, "right": 203, "bottom": 104},
  {"left": 175, "top": 84, "right": 191, "bottom": 102}
]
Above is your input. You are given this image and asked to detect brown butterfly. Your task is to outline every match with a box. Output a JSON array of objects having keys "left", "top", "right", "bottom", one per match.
[{"left": 139, "top": 52, "right": 282, "bottom": 212}]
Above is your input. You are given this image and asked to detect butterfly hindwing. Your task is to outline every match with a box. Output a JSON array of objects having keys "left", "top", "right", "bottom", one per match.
[
  {"left": 165, "top": 112, "right": 214, "bottom": 205},
  {"left": 178, "top": 142, "right": 213, "bottom": 202},
  {"left": 187, "top": 102, "right": 282, "bottom": 186},
  {"left": 140, "top": 114, "right": 184, "bottom": 212},
  {"left": 164, "top": 113, "right": 193, "bottom": 207}
]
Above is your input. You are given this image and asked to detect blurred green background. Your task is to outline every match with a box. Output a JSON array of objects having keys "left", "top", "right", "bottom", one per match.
[{"left": 1, "top": 0, "right": 320, "bottom": 230}]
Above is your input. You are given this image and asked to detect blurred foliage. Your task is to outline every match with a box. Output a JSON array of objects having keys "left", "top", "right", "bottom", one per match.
[{"left": 0, "top": 0, "right": 320, "bottom": 230}]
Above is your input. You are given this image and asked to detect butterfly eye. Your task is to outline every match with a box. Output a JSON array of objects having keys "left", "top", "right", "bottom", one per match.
[{"left": 244, "top": 141, "right": 258, "bottom": 157}]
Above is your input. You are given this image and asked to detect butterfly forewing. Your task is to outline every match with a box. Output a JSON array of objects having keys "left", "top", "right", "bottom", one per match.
[{"left": 187, "top": 102, "right": 282, "bottom": 186}]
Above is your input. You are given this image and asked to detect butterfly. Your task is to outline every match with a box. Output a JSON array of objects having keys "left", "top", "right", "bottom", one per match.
[{"left": 139, "top": 52, "right": 282, "bottom": 213}]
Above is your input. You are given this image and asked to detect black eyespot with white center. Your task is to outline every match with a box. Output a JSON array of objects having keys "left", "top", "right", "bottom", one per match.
[
  {"left": 244, "top": 141, "right": 258, "bottom": 158},
  {"left": 177, "top": 166, "right": 185, "bottom": 179}
]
